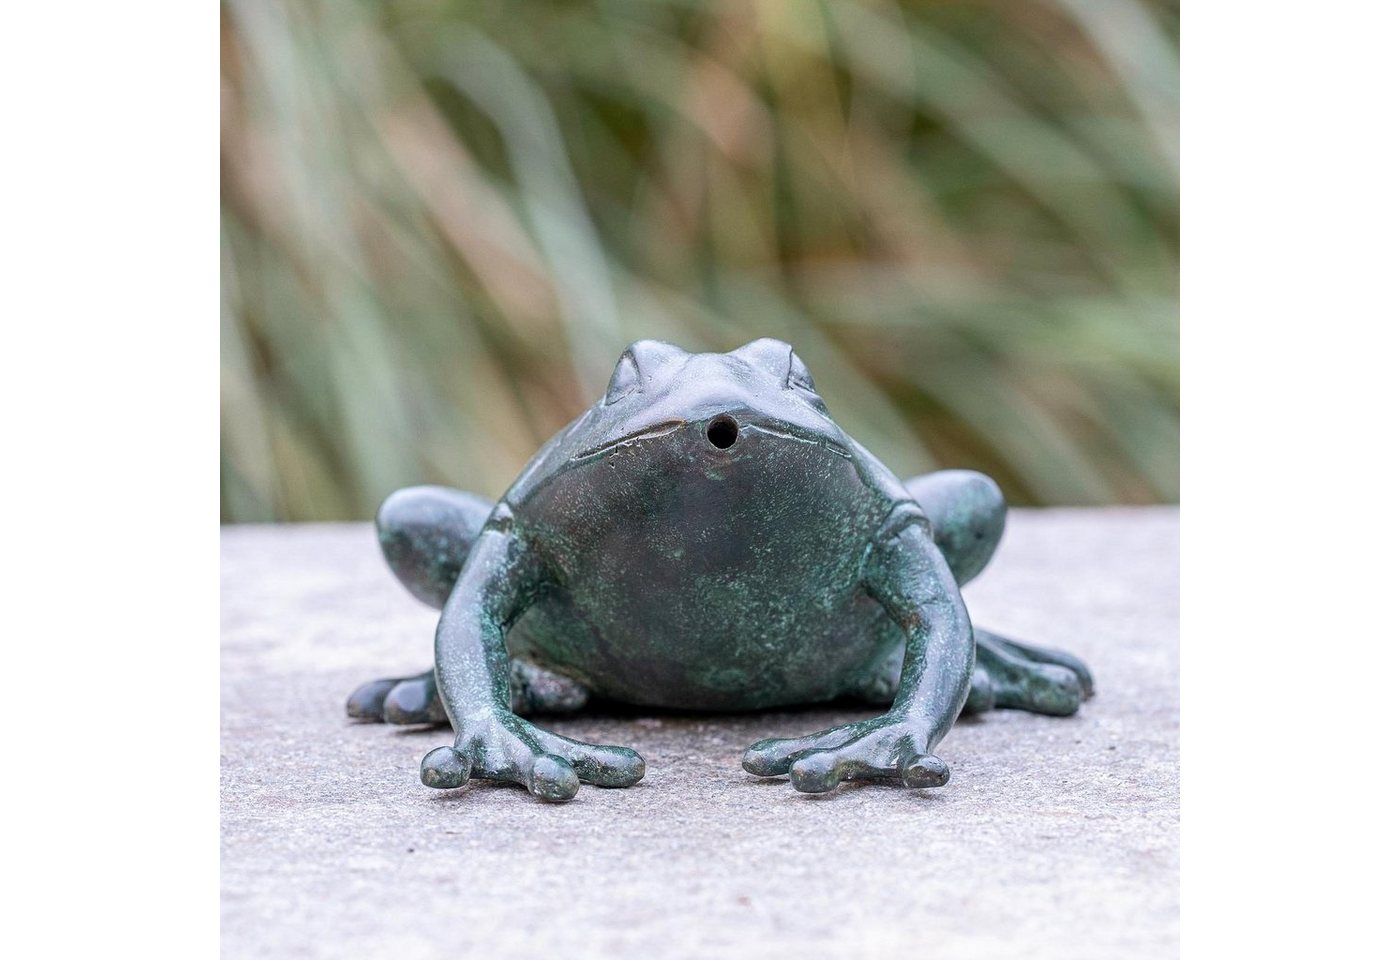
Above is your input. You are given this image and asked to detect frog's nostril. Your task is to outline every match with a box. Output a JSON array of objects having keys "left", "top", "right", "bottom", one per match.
[{"left": 705, "top": 415, "right": 739, "bottom": 450}]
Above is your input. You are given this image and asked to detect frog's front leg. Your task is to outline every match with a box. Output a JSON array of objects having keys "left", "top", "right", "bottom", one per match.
[
  {"left": 418, "top": 515, "right": 645, "bottom": 802},
  {"left": 347, "top": 485, "right": 590, "bottom": 725},
  {"left": 743, "top": 505, "right": 974, "bottom": 793}
]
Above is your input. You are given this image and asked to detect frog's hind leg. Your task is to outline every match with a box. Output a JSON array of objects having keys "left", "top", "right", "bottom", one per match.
[
  {"left": 849, "top": 640, "right": 997, "bottom": 716},
  {"left": 852, "top": 630, "right": 1092, "bottom": 718},
  {"left": 974, "top": 629, "right": 1091, "bottom": 716},
  {"left": 376, "top": 485, "right": 494, "bottom": 610},
  {"left": 903, "top": 469, "right": 1094, "bottom": 717},
  {"left": 346, "top": 485, "right": 590, "bottom": 724},
  {"left": 982, "top": 629, "right": 1094, "bottom": 699},
  {"left": 904, "top": 469, "right": 1007, "bottom": 586},
  {"left": 349, "top": 659, "right": 589, "bottom": 725}
]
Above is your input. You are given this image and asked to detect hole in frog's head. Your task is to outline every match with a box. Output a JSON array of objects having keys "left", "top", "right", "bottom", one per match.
[{"left": 705, "top": 415, "right": 739, "bottom": 450}]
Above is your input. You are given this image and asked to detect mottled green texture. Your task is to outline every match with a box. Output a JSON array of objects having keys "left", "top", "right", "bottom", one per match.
[{"left": 349, "top": 340, "right": 1093, "bottom": 801}]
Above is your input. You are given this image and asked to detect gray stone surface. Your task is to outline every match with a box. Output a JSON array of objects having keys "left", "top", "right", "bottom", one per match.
[{"left": 222, "top": 508, "right": 1178, "bottom": 959}]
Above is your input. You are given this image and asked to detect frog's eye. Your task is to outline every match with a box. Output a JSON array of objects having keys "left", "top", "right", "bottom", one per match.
[
  {"left": 732, "top": 338, "right": 797, "bottom": 381},
  {"left": 604, "top": 339, "right": 687, "bottom": 405},
  {"left": 733, "top": 339, "right": 827, "bottom": 411},
  {"left": 604, "top": 352, "right": 641, "bottom": 405},
  {"left": 786, "top": 351, "right": 828, "bottom": 414},
  {"left": 786, "top": 352, "right": 816, "bottom": 393},
  {"left": 733, "top": 338, "right": 824, "bottom": 399}
]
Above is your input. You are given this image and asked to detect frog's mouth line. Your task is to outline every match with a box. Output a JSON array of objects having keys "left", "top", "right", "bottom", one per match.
[
  {"left": 570, "top": 420, "right": 687, "bottom": 462},
  {"left": 570, "top": 416, "right": 852, "bottom": 464},
  {"left": 746, "top": 422, "right": 852, "bottom": 459}
]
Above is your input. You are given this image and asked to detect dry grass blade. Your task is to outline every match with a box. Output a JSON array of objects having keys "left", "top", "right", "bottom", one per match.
[{"left": 221, "top": 0, "right": 1178, "bottom": 520}]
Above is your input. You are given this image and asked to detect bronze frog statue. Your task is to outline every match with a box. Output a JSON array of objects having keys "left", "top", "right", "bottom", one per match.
[{"left": 349, "top": 339, "right": 1093, "bottom": 801}]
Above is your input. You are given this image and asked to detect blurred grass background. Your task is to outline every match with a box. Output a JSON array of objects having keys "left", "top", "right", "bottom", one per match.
[{"left": 221, "top": 0, "right": 1178, "bottom": 522}]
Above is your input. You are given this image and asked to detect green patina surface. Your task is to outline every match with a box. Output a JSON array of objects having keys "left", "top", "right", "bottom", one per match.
[{"left": 349, "top": 339, "right": 1093, "bottom": 802}]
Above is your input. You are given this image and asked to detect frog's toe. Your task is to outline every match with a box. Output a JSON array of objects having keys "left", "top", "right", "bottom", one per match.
[
  {"left": 510, "top": 661, "right": 591, "bottom": 716},
  {"left": 741, "top": 740, "right": 790, "bottom": 777},
  {"left": 421, "top": 719, "right": 645, "bottom": 802},
  {"left": 992, "top": 662, "right": 1083, "bottom": 717},
  {"left": 1052, "top": 653, "right": 1094, "bottom": 700},
  {"left": 994, "top": 635, "right": 1095, "bottom": 699},
  {"left": 788, "top": 753, "right": 847, "bottom": 793},
  {"left": 975, "top": 630, "right": 1095, "bottom": 710},
  {"left": 526, "top": 754, "right": 580, "bottom": 802},
  {"left": 421, "top": 738, "right": 577, "bottom": 801},
  {"left": 516, "top": 741, "right": 642, "bottom": 798},
  {"left": 742, "top": 738, "right": 808, "bottom": 777},
  {"left": 346, "top": 677, "right": 399, "bottom": 721},
  {"left": 382, "top": 674, "right": 447, "bottom": 725},
  {"left": 747, "top": 715, "right": 953, "bottom": 794},
  {"left": 742, "top": 726, "right": 860, "bottom": 778},
  {"left": 962, "top": 668, "right": 994, "bottom": 715},
  {"left": 420, "top": 745, "right": 471, "bottom": 789},
  {"left": 538, "top": 735, "right": 646, "bottom": 788},
  {"left": 975, "top": 631, "right": 1092, "bottom": 716},
  {"left": 422, "top": 740, "right": 576, "bottom": 800},
  {"left": 1028, "top": 664, "right": 1084, "bottom": 716},
  {"left": 787, "top": 739, "right": 949, "bottom": 794},
  {"left": 899, "top": 753, "right": 951, "bottom": 788},
  {"left": 347, "top": 669, "right": 443, "bottom": 723}
]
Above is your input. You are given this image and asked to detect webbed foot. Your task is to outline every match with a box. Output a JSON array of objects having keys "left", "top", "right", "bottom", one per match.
[
  {"left": 421, "top": 713, "right": 645, "bottom": 802},
  {"left": 968, "top": 628, "right": 1094, "bottom": 716},
  {"left": 743, "top": 714, "right": 950, "bottom": 793},
  {"left": 347, "top": 661, "right": 590, "bottom": 724}
]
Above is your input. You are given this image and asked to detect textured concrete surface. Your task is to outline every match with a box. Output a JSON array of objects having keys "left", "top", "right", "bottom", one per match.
[{"left": 221, "top": 508, "right": 1178, "bottom": 959}]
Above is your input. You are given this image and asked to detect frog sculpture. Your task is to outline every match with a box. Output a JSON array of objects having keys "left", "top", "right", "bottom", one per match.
[{"left": 349, "top": 339, "right": 1093, "bottom": 801}]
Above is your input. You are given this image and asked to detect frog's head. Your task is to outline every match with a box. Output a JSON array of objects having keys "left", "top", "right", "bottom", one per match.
[{"left": 575, "top": 338, "right": 847, "bottom": 463}]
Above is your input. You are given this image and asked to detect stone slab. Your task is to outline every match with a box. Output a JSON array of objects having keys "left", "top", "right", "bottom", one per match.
[{"left": 221, "top": 508, "right": 1179, "bottom": 959}]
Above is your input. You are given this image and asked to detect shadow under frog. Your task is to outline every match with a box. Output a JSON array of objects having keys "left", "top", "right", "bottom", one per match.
[{"left": 348, "top": 339, "right": 1094, "bottom": 802}]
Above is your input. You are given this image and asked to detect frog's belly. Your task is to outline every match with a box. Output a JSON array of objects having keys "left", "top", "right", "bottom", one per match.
[
  {"left": 508, "top": 585, "right": 901, "bottom": 710},
  {"left": 505, "top": 422, "right": 906, "bottom": 709},
  {"left": 505, "top": 504, "right": 904, "bottom": 709}
]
